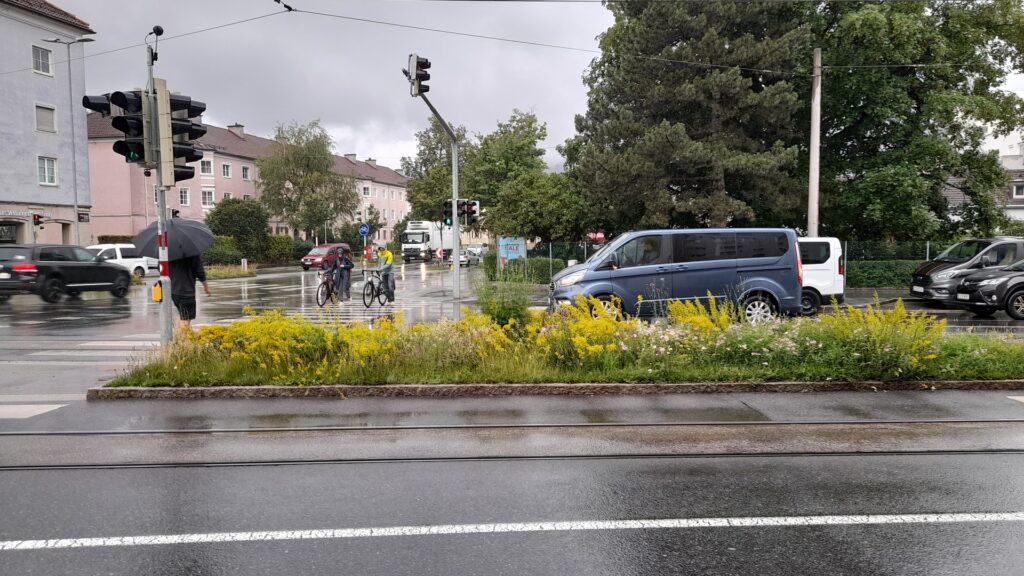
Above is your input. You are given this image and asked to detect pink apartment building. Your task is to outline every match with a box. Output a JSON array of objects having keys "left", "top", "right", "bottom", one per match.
[{"left": 87, "top": 116, "right": 410, "bottom": 240}]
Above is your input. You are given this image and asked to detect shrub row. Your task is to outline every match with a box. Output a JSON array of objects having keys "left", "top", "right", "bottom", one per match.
[
  {"left": 845, "top": 260, "right": 921, "bottom": 288},
  {"left": 483, "top": 251, "right": 566, "bottom": 284}
]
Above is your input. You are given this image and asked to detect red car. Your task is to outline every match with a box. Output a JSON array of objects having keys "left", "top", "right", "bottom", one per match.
[{"left": 301, "top": 244, "right": 350, "bottom": 270}]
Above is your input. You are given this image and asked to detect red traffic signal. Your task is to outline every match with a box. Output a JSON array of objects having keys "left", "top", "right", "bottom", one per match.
[{"left": 32, "top": 213, "right": 43, "bottom": 226}]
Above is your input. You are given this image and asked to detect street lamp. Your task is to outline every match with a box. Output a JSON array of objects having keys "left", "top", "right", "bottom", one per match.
[{"left": 42, "top": 36, "right": 93, "bottom": 245}]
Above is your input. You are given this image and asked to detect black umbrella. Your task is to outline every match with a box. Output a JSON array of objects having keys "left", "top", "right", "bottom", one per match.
[{"left": 133, "top": 218, "right": 215, "bottom": 261}]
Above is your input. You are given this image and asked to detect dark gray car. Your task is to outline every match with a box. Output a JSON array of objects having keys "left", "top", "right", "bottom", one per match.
[
  {"left": 0, "top": 244, "right": 132, "bottom": 303},
  {"left": 549, "top": 228, "right": 803, "bottom": 321},
  {"left": 910, "top": 237, "right": 1024, "bottom": 305}
]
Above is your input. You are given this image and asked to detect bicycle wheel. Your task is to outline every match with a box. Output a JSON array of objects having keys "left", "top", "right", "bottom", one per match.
[
  {"left": 316, "top": 282, "right": 330, "bottom": 307},
  {"left": 362, "top": 280, "right": 375, "bottom": 308},
  {"left": 377, "top": 284, "right": 388, "bottom": 306}
]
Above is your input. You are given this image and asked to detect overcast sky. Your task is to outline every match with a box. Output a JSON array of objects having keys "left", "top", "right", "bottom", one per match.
[{"left": 52, "top": 0, "right": 615, "bottom": 171}]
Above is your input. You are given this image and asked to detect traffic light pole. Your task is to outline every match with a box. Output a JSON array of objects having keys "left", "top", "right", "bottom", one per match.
[
  {"left": 417, "top": 93, "right": 460, "bottom": 320},
  {"left": 148, "top": 44, "right": 174, "bottom": 345}
]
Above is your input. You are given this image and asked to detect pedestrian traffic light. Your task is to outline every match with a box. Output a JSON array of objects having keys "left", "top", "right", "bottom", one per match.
[
  {"left": 408, "top": 54, "right": 430, "bottom": 96},
  {"left": 466, "top": 200, "right": 480, "bottom": 225},
  {"left": 456, "top": 200, "right": 468, "bottom": 218},
  {"left": 355, "top": 209, "right": 363, "bottom": 221},
  {"left": 32, "top": 213, "right": 42, "bottom": 227},
  {"left": 442, "top": 201, "right": 453, "bottom": 227},
  {"left": 157, "top": 84, "right": 206, "bottom": 184}
]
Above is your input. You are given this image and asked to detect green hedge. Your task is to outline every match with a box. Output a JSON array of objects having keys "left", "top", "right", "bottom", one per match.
[
  {"left": 97, "top": 235, "right": 134, "bottom": 244},
  {"left": 293, "top": 240, "right": 315, "bottom": 261},
  {"left": 484, "top": 253, "right": 566, "bottom": 284},
  {"left": 265, "top": 234, "right": 295, "bottom": 265},
  {"left": 203, "top": 236, "right": 243, "bottom": 265},
  {"left": 845, "top": 260, "right": 922, "bottom": 288}
]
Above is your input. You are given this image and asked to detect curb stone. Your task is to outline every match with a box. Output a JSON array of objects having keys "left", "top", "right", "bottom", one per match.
[{"left": 88, "top": 380, "right": 1024, "bottom": 400}]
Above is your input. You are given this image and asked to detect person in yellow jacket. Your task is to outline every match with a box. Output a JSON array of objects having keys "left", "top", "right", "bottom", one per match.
[{"left": 376, "top": 245, "right": 395, "bottom": 304}]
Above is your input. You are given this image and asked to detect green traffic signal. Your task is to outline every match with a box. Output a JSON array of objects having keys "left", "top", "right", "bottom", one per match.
[{"left": 443, "top": 217, "right": 453, "bottom": 226}]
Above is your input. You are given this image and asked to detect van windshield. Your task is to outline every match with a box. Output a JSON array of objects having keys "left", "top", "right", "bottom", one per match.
[
  {"left": 309, "top": 247, "right": 329, "bottom": 255},
  {"left": 935, "top": 240, "right": 991, "bottom": 263},
  {"left": 585, "top": 242, "right": 614, "bottom": 264}
]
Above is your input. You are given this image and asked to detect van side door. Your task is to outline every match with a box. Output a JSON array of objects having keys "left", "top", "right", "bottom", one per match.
[
  {"left": 671, "top": 232, "right": 737, "bottom": 304},
  {"left": 608, "top": 234, "right": 671, "bottom": 315}
]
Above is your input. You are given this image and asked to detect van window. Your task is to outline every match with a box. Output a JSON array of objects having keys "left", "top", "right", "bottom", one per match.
[
  {"left": 120, "top": 247, "right": 139, "bottom": 259},
  {"left": 96, "top": 249, "right": 114, "bottom": 261},
  {"left": 615, "top": 235, "right": 666, "bottom": 268},
  {"left": 673, "top": 233, "right": 736, "bottom": 263},
  {"left": 799, "top": 242, "right": 830, "bottom": 265},
  {"left": 737, "top": 233, "right": 788, "bottom": 258}
]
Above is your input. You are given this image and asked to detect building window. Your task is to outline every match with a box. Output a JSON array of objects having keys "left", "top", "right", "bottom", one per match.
[
  {"left": 222, "top": 164, "right": 231, "bottom": 178},
  {"left": 32, "top": 46, "right": 52, "bottom": 75},
  {"left": 391, "top": 209, "right": 396, "bottom": 221},
  {"left": 242, "top": 166, "right": 250, "bottom": 180},
  {"left": 200, "top": 160, "right": 212, "bottom": 175},
  {"left": 243, "top": 194, "right": 251, "bottom": 200},
  {"left": 363, "top": 186, "right": 370, "bottom": 197},
  {"left": 202, "top": 189, "right": 215, "bottom": 207},
  {"left": 1014, "top": 184, "right": 1024, "bottom": 199},
  {"left": 37, "top": 156, "right": 57, "bottom": 185},
  {"left": 35, "top": 105, "right": 56, "bottom": 133},
  {"left": 179, "top": 188, "right": 190, "bottom": 206},
  {"left": 223, "top": 192, "right": 232, "bottom": 200}
]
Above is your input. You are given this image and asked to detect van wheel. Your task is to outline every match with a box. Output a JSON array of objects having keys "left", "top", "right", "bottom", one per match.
[
  {"left": 593, "top": 295, "right": 623, "bottom": 320},
  {"left": 1007, "top": 291, "right": 1024, "bottom": 320},
  {"left": 800, "top": 290, "right": 821, "bottom": 316},
  {"left": 742, "top": 295, "right": 776, "bottom": 324},
  {"left": 40, "top": 277, "right": 64, "bottom": 303},
  {"left": 133, "top": 267, "right": 145, "bottom": 277}
]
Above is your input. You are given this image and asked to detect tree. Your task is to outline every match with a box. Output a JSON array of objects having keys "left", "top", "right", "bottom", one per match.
[
  {"left": 335, "top": 205, "right": 384, "bottom": 253},
  {"left": 801, "top": 1, "right": 1022, "bottom": 239},
  {"left": 487, "top": 171, "right": 587, "bottom": 243},
  {"left": 463, "top": 110, "right": 548, "bottom": 210},
  {"left": 401, "top": 117, "right": 476, "bottom": 223},
  {"left": 566, "top": 1, "right": 809, "bottom": 233},
  {"left": 256, "top": 121, "right": 359, "bottom": 236},
  {"left": 204, "top": 198, "right": 270, "bottom": 261}
]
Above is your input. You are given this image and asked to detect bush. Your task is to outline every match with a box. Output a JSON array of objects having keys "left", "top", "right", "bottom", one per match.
[
  {"left": 473, "top": 270, "right": 532, "bottom": 328},
  {"left": 293, "top": 240, "right": 314, "bottom": 261},
  {"left": 204, "top": 198, "right": 270, "bottom": 261},
  {"left": 97, "top": 235, "right": 134, "bottom": 244},
  {"left": 203, "top": 236, "right": 243, "bottom": 265},
  {"left": 484, "top": 254, "right": 566, "bottom": 284},
  {"left": 265, "top": 235, "right": 295, "bottom": 265},
  {"left": 846, "top": 260, "right": 921, "bottom": 288}
]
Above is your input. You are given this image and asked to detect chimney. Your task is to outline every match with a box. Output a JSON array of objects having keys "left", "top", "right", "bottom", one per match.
[
  {"left": 344, "top": 153, "right": 357, "bottom": 161},
  {"left": 366, "top": 158, "right": 377, "bottom": 167},
  {"left": 228, "top": 123, "right": 245, "bottom": 138}
]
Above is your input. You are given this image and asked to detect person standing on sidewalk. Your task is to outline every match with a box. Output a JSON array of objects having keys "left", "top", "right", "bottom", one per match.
[
  {"left": 169, "top": 255, "right": 211, "bottom": 334},
  {"left": 333, "top": 247, "right": 355, "bottom": 301}
]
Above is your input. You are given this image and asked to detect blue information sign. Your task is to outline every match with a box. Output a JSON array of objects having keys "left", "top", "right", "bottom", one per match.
[{"left": 358, "top": 223, "right": 370, "bottom": 237}]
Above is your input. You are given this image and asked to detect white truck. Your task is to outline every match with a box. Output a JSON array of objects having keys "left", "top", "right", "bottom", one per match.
[{"left": 400, "top": 221, "right": 454, "bottom": 263}]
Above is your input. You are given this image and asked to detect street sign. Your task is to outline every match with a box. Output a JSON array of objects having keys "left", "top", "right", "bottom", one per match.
[
  {"left": 435, "top": 247, "right": 443, "bottom": 259},
  {"left": 358, "top": 223, "right": 370, "bottom": 236}
]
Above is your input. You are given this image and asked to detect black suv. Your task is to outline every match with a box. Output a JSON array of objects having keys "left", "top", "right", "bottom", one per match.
[
  {"left": 0, "top": 244, "right": 132, "bottom": 303},
  {"left": 910, "top": 237, "right": 1024, "bottom": 305},
  {"left": 954, "top": 258, "right": 1024, "bottom": 319}
]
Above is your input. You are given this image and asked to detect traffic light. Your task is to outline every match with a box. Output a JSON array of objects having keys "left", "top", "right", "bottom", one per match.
[
  {"left": 408, "top": 54, "right": 430, "bottom": 96},
  {"left": 456, "top": 200, "right": 468, "bottom": 218},
  {"left": 32, "top": 213, "right": 43, "bottom": 227},
  {"left": 466, "top": 200, "right": 480, "bottom": 225},
  {"left": 83, "top": 90, "right": 150, "bottom": 165},
  {"left": 355, "top": 209, "right": 363, "bottom": 222},
  {"left": 157, "top": 83, "right": 206, "bottom": 184},
  {"left": 442, "top": 201, "right": 453, "bottom": 227}
]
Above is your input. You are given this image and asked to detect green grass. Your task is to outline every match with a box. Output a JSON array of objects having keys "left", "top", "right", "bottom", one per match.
[{"left": 205, "top": 265, "right": 258, "bottom": 280}]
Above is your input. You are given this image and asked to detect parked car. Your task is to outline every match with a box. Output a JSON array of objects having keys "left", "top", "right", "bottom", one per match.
[
  {"left": 466, "top": 244, "right": 488, "bottom": 257},
  {"left": 87, "top": 243, "right": 157, "bottom": 277},
  {"left": 449, "top": 251, "right": 481, "bottom": 267},
  {"left": 910, "top": 237, "right": 1024, "bottom": 306},
  {"left": 301, "top": 243, "right": 349, "bottom": 270},
  {"left": 954, "top": 258, "right": 1024, "bottom": 319},
  {"left": 0, "top": 244, "right": 132, "bottom": 303},
  {"left": 549, "top": 228, "right": 803, "bottom": 321},
  {"left": 798, "top": 237, "right": 844, "bottom": 315}
]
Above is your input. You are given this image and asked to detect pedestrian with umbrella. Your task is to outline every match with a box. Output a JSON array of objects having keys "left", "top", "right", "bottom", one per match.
[{"left": 133, "top": 213, "right": 215, "bottom": 334}]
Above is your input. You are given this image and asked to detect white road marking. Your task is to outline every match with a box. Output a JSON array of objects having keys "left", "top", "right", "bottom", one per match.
[
  {"left": 2, "top": 512, "right": 1023, "bottom": 551},
  {"left": 1009, "top": 396, "right": 1024, "bottom": 405},
  {"left": 29, "top": 350, "right": 136, "bottom": 357},
  {"left": 0, "top": 404, "right": 65, "bottom": 419},
  {"left": 0, "top": 361, "right": 125, "bottom": 366},
  {"left": 0, "top": 394, "right": 85, "bottom": 402},
  {"left": 76, "top": 341, "right": 158, "bottom": 348}
]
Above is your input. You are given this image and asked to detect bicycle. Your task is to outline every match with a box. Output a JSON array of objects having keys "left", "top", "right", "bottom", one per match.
[
  {"left": 316, "top": 270, "right": 338, "bottom": 307},
  {"left": 362, "top": 270, "right": 389, "bottom": 308}
]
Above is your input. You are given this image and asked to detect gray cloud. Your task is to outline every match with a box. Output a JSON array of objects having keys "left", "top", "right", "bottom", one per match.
[{"left": 55, "top": 0, "right": 614, "bottom": 170}]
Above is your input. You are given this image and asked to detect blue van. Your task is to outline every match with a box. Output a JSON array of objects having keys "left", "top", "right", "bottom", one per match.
[{"left": 549, "top": 228, "right": 803, "bottom": 321}]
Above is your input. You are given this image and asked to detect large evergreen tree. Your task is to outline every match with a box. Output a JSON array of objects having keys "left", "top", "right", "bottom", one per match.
[{"left": 566, "top": 0, "right": 810, "bottom": 232}]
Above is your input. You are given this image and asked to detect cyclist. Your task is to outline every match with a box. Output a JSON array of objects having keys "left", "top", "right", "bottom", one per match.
[
  {"left": 376, "top": 245, "right": 395, "bottom": 304},
  {"left": 333, "top": 246, "right": 354, "bottom": 301}
]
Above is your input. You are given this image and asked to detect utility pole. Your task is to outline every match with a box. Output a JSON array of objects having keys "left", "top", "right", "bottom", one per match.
[
  {"left": 404, "top": 55, "right": 461, "bottom": 319},
  {"left": 148, "top": 31, "right": 175, "bottom": 346},
  {"left": 807, "top": 47, "right": 822, "bottom": 238}
]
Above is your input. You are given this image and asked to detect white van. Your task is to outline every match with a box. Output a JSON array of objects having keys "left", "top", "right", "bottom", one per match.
[
  {"left": 798, "top": 237, "right": 844, "bottom": 315},
  {"left": 87, "top": 244, "right": 157, "bottom": 277}
]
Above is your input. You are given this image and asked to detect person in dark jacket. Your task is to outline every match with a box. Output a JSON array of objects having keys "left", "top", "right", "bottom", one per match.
[
  {"left": 169, "top": 255, "right": 210, "bottom": 334},
  {"left": 332, "top": 247, "right": 355, "bottom": 301}
]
